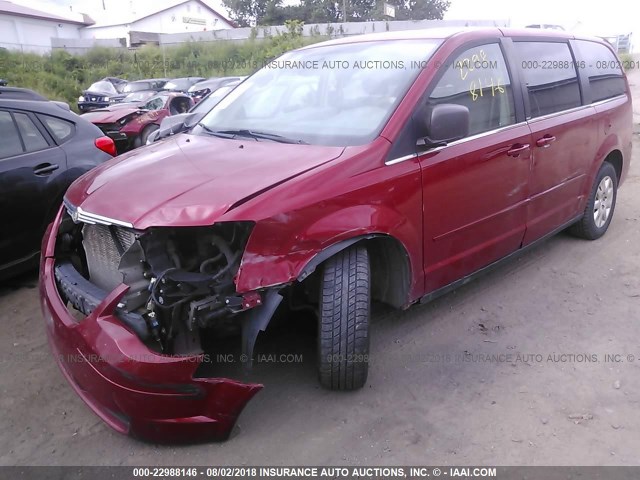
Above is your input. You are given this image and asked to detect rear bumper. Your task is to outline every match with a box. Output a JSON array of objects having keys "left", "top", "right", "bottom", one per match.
[{"left": 39, "top": 248, "right": 261, "bottom": 443}]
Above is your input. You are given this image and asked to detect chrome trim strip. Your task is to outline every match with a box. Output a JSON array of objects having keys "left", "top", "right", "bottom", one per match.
[
  {"left": 426, "top": 121, "right": 529, "bottom": 154},
  {"left": 448, "top": 122, "right": 526, "bottom": 147},
  {"left": 385, "top": 122, "right": 527, "bottom": 164},
  {"left": 590, "top": 93, "right": 627, "bottom": 107},
  {"left": 385, "top": 153, "right": 418, "bottom": 165},
  {"left": 527, "top": 104, "right": 592, "bottom": 123},
  {"left": 64, "top": 198, "right": 134, "bottom": 228}
]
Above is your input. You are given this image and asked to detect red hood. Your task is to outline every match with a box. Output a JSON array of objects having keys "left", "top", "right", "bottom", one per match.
[
  {"left": 65, "top": 134, "right": 344, "bottom": 230},
  {"left": 82, "top": 107, "right": 140, "bottom": 124}
]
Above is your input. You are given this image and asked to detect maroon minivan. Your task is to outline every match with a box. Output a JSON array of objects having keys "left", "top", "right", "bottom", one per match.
[{"left": 40, "top": 28, "right": 632, "bottom": 442}]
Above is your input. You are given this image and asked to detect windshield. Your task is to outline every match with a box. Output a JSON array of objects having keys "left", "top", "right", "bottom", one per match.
[
  {"left": 197, "top": 40, "right": 441, "bottom": 146},
  {"left": 124, "top": 82, "right": 151, "bottom": 93},
  {"left": 123, "top": 91, "right": 155, "bottom": 102},
  {"left": 88, "top": 81, "right": 117, "bottom": 94},
  {"left": 192, "top": 85, "right": 236, "bottom": 113}
]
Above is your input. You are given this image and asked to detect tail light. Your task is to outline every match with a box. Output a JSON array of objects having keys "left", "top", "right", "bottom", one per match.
[{"left": 95, "top": 136, "right": 117, "bottom": 157}]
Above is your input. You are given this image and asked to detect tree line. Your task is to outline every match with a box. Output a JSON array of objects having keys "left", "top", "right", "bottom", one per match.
[{"left": 221, "top": 0, "right": 451, "bottom": 27}]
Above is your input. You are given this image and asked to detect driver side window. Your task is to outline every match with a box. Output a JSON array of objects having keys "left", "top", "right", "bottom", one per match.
[{"left": 428, "top": 43, "right": 515, "bottom": 137}]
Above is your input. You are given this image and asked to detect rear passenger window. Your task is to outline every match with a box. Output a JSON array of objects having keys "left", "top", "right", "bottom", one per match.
[
  {"left": 13, "top": 113, "right": 49, "bottom": 152},
  {"left": 38, "top": 114, "right": 75, "bottom": 143},
  {"left": 573, "top": 40, "right": 626, "bottom": 102},
  {"left": 515, "top": 42, "right": 581, "bottom": 118},
  {"left": 427, "top": 43, "right": 516, "bottom": 137},
  {"left": 0, "top": 111, "right": 23, "bottom": 159}
]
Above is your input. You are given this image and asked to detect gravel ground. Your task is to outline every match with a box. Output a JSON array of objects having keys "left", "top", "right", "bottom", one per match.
[{"left": 1, "top": 69, "right": 640, "bottom": 467}]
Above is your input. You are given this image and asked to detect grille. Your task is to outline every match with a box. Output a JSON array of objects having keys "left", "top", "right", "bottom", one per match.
[{"left": 82, "top": 224, "right": 136, "bottom": 291}]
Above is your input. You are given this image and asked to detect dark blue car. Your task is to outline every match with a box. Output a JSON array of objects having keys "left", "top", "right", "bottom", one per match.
[{"left": 0, "top": 87, "right": 117, "bottom": 279}]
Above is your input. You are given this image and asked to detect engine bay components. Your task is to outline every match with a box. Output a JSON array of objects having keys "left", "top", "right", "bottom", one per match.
[{"left": 54, "top": 211, "right": 261, "bottom": 356}]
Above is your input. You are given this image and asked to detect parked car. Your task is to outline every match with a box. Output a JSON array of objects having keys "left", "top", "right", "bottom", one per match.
[
  {"left": 81, "top": 92, "right": 193, "bottom": 153},
  {"left": 187, "top": 76, "right": 245, "bottom": 101},
  {"left": 0, "top": 79, "right": 8, "bottom": 86},
  {"left": 120, "top": 78, "right": 169, "bottom": 96},
  {"left": 147, "top": 80, "right": 242, "bottom": 143},
  {"left": 119, "top": 90, "right": 158, "bottom": 105},
  {"left": 162, "top": 77, "right": 206, "bottom": 93},
  {"left": 78, "top": 78, "right": 168, "bottom": 112},
  {"left": 42, "top": 28, "right": 632, "bottom": 443},
  {"left": 105, "top": 90, "right": 158, "bottom": 110},
  {"left": 77, "top": 79, "right": 123, "bottom": 112},
  {"left": 1, "top": 87, "right": 47, "bottom": 101},
  {"left": 0, "top": 87, "right": 116, "bottom": 279}
]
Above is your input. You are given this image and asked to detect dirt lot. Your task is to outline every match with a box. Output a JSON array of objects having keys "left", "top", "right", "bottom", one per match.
[{"left": 2, "top": 70, "right": 640, "bottom": 467}]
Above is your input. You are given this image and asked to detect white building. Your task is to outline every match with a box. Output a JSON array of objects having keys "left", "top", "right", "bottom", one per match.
[
  {"left": 81, "top": 0, "right": 236, "bottom": 46},
  {"left": 0, "top": 0, "right": 93, "bottom": 53}
]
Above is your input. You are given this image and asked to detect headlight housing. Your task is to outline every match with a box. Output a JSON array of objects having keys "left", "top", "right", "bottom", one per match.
[{"left": 78, "top": 95, "right": 85, "bottom": 102}]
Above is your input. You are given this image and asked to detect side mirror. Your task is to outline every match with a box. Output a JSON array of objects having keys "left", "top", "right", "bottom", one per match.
[
  {"left": 419, "top": 103, "right": 470, "bottom": 149},
  {"left": 156, "top": 112, "right": 197, "bottom": 141}
]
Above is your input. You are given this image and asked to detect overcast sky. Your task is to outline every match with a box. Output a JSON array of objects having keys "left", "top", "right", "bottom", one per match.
[
  {"left": 22, "top": 0, "right": 640, "bottom": 36},
  {"left": 444, "top": 0, "right": 639, "bottom": 35}
]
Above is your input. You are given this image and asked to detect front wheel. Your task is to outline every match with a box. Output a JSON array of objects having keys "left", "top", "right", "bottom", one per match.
[
  {"left": 318, "top": 245, "right": 370, "bottom": 390},
  {"left": 134, "top": 124, "right": 159, "bottom": 148},
  {"left": 570, "top": 161, "right": 618, "bottom": 240}
]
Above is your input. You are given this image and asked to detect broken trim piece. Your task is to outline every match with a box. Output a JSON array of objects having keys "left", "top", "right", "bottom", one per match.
[{"left": 240, "top": 289, "right": 283, "bottom": 368}]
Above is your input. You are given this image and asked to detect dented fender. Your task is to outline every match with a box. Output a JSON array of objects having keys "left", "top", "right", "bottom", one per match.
[{"left": 235, "top": 203, "right": 423, "bottom": 301}]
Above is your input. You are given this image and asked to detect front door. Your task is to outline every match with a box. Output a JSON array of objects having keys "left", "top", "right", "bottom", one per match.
[{"left": 417, "top": 42, "right": 532, "bottom": 292}]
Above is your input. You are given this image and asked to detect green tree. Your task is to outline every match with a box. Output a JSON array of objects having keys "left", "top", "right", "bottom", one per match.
[
  {"left": 222, "top": 0, "right": 284, "bottom": 26},
  {"left": 370, "top": 0, "right": 450, "bottom": 21},
  {"left": 225, "top": 0, "right": 449, "bottom": 25}
]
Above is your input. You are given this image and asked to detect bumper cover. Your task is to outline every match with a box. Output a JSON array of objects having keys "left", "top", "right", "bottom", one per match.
[{"left": 40, "top": 255, "right": 262, "bottom": 443}]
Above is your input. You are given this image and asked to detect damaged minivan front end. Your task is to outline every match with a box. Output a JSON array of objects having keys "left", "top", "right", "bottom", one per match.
[
  {"left": 38, "top": 121, "right": 352, "bottom": 442},
  {"left": 40, "top": 197, "right": 288, "bottom": 442}
]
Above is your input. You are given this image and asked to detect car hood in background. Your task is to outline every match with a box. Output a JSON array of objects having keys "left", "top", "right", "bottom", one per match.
[{"left": 81, "top": 107, "right": 141, "bottom": 123}]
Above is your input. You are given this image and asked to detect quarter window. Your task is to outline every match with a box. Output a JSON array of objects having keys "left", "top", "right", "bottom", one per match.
[
  {"left": 13, "top": 112, "right": 49, "bottom": 152},
  {"left": 38, "top": 114, "right": 75, "bottom": 143},
  {"left": 0, "top": 111, "right": 23, "bottom": 159},
  {"left": 427, "top": 43, "right": 516, "bottom": 137},
  {"left": 515, "top": 42, "right": 581, "bottom": 118},
  {"left": 573, "top": 40, "right": 626, "bottom": 102}
]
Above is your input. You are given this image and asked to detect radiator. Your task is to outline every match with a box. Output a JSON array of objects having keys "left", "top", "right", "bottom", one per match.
[{"left": 82, "top": 223, "right": 136, "bottom": 292}]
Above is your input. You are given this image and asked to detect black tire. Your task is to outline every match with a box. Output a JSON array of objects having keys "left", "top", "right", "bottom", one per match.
[
  {"left": 570, "top": 161, "right": 618, "bottom": 240},
  {"left": 136, "top": 124, "right": 159, "bottom": 147},
  {"left": 318, "top": 245, "right": 370, "bottom": 390}
]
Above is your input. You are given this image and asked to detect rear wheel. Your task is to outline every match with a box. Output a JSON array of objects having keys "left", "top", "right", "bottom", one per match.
[
  {"left": 570, "top": 161, "right": 618, "bottom": 240},
  {"left": 318, "top": 245, "right": 370, "bottom": 390}
]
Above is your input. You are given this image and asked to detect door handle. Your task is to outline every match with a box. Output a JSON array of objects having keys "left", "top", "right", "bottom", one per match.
[
  {"left": 506, "top": 143, "right": 530, "bottom": 157},
  {"left": 536, "top": 135, "right": 557, "bottom": 148},
  {"left": 33, "top": 163, "right": 59, "bottom": 175}
]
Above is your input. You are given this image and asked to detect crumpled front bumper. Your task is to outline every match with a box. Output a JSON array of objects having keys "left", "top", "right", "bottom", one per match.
[{"left": 39, "top": 222, "right": 262, "bottom": 443}]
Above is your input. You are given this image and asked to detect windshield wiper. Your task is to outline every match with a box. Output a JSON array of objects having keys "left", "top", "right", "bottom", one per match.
[
  {"left": 216, "top": 129, "right": 308, "bottom": 145},
  {"left": 197, "top": 123, "right": 235, "bottom": 138}
]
